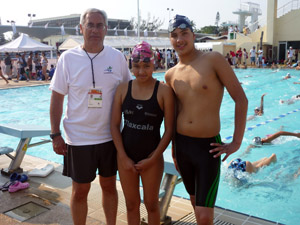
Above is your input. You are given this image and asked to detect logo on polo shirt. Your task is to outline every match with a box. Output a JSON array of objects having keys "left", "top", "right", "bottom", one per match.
[{"left": 104, "top": 66, "right": 113, "bottom": 74}]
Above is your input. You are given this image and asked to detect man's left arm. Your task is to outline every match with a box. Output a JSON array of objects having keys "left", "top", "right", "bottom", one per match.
[{"left": 209, "top": 52, "right": 248, "bottom": 161}]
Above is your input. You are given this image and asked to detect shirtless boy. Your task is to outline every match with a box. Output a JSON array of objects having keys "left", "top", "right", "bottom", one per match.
[{"left": 165, "top": 15, "right": 248, "bottom": 225}]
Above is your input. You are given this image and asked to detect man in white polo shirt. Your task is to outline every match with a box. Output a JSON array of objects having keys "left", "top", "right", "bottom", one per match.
[{"left": 49, "top": 8, "right": 131, "bottom": 225}]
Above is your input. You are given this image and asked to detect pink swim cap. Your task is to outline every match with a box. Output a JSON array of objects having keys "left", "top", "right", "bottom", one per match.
[{"left": 131, "top": 41, "right": 154, "bottom": 64}]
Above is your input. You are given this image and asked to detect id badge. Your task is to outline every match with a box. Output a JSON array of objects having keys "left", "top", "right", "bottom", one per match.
[{"left": 88, "top": 88, "right": 102, "bottom": 108}]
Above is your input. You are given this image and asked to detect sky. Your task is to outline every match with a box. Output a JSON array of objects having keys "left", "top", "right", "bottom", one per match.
[{"left": 0, "top": 0, "right": 292, "bottom": 30}]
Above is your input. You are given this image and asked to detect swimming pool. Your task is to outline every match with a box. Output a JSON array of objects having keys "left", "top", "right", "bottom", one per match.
[{"left": 1, "top": 68, "right": 300, "bottom": 224}]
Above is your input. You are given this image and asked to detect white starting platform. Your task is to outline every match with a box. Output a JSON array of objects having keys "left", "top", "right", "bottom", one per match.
[
  {"left": 0, "top": 124, "right": 51, "bottom": 175},
  {"left": 140, "top": 159, "right": 182, "bottom": 225},
  {"left": 157, "top": 161, "right": 182, "bottom": 224}
]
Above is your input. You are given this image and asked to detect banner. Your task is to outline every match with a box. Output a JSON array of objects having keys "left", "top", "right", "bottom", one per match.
[
  {"left": 144, "top": 29, "right": 148, "bottom": 37},
  {"left": 61, "top": 24, "right": 65, "bottom": 36},
  {"left": 113, "top": 27, "right": 118, "bottom": 36},
  {"left": 75, "top": 25, "right": 79, "bottom": 35},
  {"left": 11, "top": 22, "right": 17, "bottom": 35}
]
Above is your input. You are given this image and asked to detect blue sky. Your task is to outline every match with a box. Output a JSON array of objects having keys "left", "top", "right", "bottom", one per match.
[{"left": 0, "top": 0, "right": 291, "bottom": 30}]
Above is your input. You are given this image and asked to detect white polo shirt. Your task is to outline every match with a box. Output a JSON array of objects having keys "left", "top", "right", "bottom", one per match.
[
  {"left": 49, "top": 45, "right": 132, "bottom": 146},
  {"left": 288, "top": 49, "right": 294, "bottom": 58}
]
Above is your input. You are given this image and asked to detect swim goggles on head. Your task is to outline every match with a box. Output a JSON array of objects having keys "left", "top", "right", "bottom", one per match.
[
  {"left": 132, "top": 55, "right": 154, "bottom": 63},
  {"left": 168, "top": 14, "right": 193, "bottom": 33}
]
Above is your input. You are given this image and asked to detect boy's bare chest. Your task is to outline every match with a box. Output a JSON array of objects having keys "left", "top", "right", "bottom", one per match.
[{"left": 172, "top": 68, "right": 214, "bottom": 95}]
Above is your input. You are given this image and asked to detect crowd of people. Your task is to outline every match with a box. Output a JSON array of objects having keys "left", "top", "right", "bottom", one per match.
[
  {"left": 226, "top": 46, "right": 265, "bottom": 68},
  {"left": 1, "top": 38, "right": 298, "bottom": 86},
  {"left": 0, "top": 51, "right": 59, "bottom": 83},
  {"left": 225, "top": 45, "right": 299, "bottom": 69},
  {"left": 147, "top": 48, "right": 179, "bottom": 70},
  {"left": 228, "top": 24, "right": 263, "bottom": 38}
]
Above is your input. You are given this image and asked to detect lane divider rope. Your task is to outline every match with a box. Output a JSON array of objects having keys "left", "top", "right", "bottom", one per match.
[{"left": 222, "top": 108, "right": 300, "bottom": 142}]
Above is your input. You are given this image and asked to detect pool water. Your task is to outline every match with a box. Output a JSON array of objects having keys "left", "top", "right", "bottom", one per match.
[{"left": 1, "top": 68, "right": 300, "bottom": 224}]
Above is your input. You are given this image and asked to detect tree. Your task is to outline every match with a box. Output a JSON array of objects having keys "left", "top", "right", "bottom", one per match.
[
  {"left": 215, "top": 12, "right": 220, "bottom": 27},
  {"left": 199, "top": 25, "right": 218, "bottom": 34},
  {"left": 219, "top": 22, "right": 229, "bottom": 35},
  {"left": 215, "top": 12, "right": 220, "bottom": 34},
  {"left": 190, "top": 20, "right": 197, "bottom": 32},
  {"left": 131, "top": 13, "right": 163, "bottom": 31}
]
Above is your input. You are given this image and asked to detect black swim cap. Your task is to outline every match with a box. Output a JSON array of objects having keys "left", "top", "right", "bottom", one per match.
[{"left": 168, "top": 14, "right": 193, "bottom": 33}]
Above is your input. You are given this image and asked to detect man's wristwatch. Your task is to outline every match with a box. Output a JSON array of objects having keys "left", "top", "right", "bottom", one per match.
[{"left": 50, "top": 132, "right": 61, "bottom": 139}]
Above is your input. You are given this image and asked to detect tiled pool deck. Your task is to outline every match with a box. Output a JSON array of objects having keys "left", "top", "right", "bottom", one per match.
[{"left": 0, "top": 154, "right": 284, "bottom": 225}]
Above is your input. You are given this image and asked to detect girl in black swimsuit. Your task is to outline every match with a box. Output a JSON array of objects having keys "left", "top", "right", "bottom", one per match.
[{"left": 111, "top": 41, "right": 174, "bottom": 224}]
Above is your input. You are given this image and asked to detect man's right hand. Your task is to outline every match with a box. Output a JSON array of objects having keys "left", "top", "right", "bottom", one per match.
[{"left": 52, "top": 136, "right": 67, "bottom": 156}]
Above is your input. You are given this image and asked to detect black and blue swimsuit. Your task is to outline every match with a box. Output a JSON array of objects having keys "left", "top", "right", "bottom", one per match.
[
  {"left": 121, "top": 80, "right": 164, "bottom": 163},
  {"left": 175, "top": 133, "right": 222, "bottom": 208}
]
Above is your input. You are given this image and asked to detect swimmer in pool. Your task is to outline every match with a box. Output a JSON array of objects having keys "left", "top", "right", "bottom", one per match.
[
  {"left": 252, "top": 131, "right": 300, "bottom": 145},
  {"left": 239, "top": 130, "right": 300, "bottom": 157},
  {"left": 279, "top": 94, "right": 300, "bottom": 105},
  {"left": 228, "top": 153, "right": 277, "bottom": 174},
  {"left": 282, "top": 73, "right": 291, "bottom": 80},
  {"left": 247, "top": 93, "right": 266, "bottom": 120}
]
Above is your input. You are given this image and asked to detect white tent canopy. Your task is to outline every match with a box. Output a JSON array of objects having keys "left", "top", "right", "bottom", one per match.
[
  {"left": 59, "top": 35, "right": 172, "bottom": 50},
  {"left": 194, "top": 42, "right": 222, "bottom": 51},
  {"left": 0, "top": 33, "right": 55, "bottom": 52}
]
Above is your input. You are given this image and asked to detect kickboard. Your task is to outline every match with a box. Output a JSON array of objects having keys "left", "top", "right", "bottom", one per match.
[{"left": 28, "top": 164, "right": 54, "bottom": 177}]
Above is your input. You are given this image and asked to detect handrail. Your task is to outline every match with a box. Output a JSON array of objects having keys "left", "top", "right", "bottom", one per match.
[{"left": 277, "top": 0, "right": 300, "bottom": 18}]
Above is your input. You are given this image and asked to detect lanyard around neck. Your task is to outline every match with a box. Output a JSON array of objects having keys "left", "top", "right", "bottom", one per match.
[{"left": 83, "top": 48, "right": 103, "bottom": 88}]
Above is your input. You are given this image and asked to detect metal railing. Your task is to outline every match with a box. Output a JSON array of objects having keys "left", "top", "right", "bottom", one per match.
[
  {"left": 238, "top": 2, "right": 262, "bottom": 14},
  {"left": 277, "top": 0, "right": 300, "bottom": 17}
]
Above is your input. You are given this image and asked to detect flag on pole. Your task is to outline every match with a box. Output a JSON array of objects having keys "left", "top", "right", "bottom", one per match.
[
  {"left": 144, "top": 29, "right": 148, "bottom": 37},
  {"left": 124, "top": 27, "right": 127, "bottom": 36},
  {"left": 11, "top": 22, "right": 17, "bottom": 35},
  {"left": 44, "top": 22, "right": 49, "bottom": 29},
  {"left": 75, "top": 25, "right": 79, "bottom": 35},
  {"left": 61, "top": 24, "right": 65, "bottom": 36},
  {"left": 113, "top": 26, "right": 118, "bottom": 36},
  {"left": 29, "top": 22, "right": 33, "bottom": 28}
]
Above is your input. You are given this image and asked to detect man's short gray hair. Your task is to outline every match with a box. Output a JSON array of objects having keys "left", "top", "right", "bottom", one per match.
[{"left": 80, "top": 8, "right": 108, "bottom": 26}]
